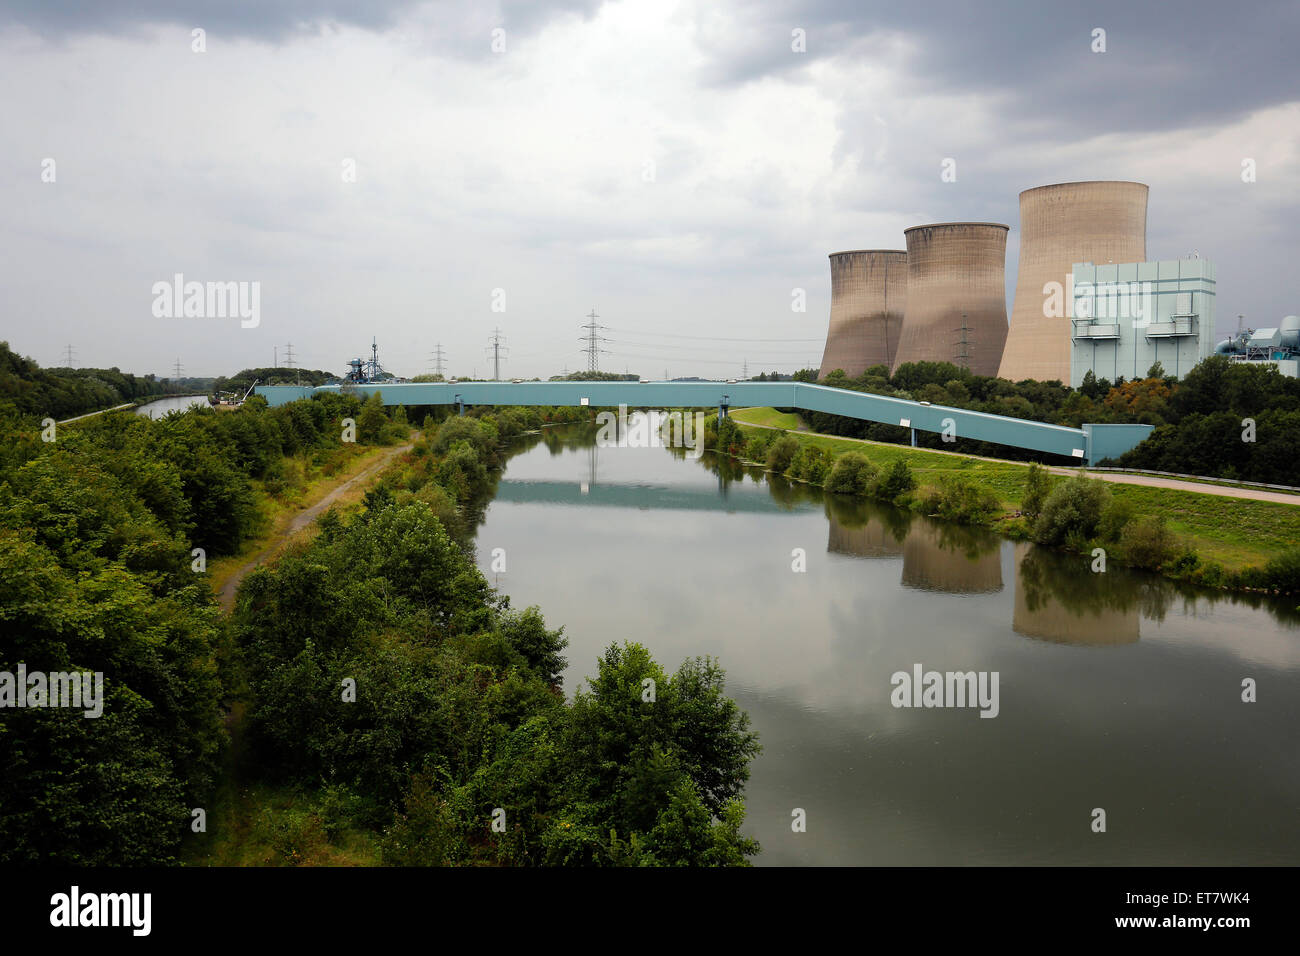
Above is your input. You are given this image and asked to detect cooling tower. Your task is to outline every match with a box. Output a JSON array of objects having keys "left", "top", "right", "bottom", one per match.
[
  {"left": 999, "top": 181, "right": 1148, "bottom": 383},
  {"left": 818, "top": 250, "right": 907, "bottom": 379},
  {"left": 892, "top": 223, "right": 1009, "bottom": 377}
]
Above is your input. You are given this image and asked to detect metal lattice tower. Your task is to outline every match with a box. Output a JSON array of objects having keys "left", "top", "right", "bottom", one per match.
[
  {"left": 485, "top": 328, "right": 509, "bottom": 380},
  {"left": 430, "top": 343, "right": 446, "bottom": 378},
  {"left": 580, "top": 310, "right": 608, "bottom": 372},
  {"left": 63, "top": 344, "right": 75, "bottom": 368},
  {"left": 173, "top": 358, "right": 183, "bottom": 380}
]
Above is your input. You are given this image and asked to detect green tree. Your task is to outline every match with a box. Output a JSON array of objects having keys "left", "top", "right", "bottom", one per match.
[
  {"left": 825, "top": 452, "right": 876, "bottom": 495},
  {"left": 1032, "top": 474, "right": 1111, "bottom": 548},
  {"left": 358, "top": 391, "right": 388, "bottom": 444},
  {"left": 1021, "top": 463, "right": 1051, "bottom": 518},
  {"left": 766, "top": 434, "right": 799, "bottom": 473}
]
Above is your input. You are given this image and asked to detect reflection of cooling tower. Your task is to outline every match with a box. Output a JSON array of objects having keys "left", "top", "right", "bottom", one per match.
[
  {"left": 1011, "top": 543, "right": 1139, "bottom": 645},
  {"left": 818, "top": 250, "right": 907, "bottom": 378},
  {"left": 893, "top": 223, "right": 1009, "bottom": 377},
  {"left": 900, "top": 520, "right": 1003, "bottom": 593},
  {"left": 999, "top": 181, "right": 1148, "bottom": 383},
  {"left": 827, "top": 516, "right": 905, "bottom": 557}
]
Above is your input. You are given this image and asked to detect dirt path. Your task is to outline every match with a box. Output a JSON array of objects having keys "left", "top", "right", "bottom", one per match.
[
  {"left": 732, "top": 415, "right": 1300, "bottom": 506},
  {"left": 217, "top": 441, "right": 413, "bottom": 612}
]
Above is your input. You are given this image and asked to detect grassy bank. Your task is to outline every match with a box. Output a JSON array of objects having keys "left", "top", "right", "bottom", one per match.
[
  {"left": 731, "top": 407, "right": 805, "bottom": 430},
  {"left": 724, "top": 409, "right": 1300, "bottom": 580}
]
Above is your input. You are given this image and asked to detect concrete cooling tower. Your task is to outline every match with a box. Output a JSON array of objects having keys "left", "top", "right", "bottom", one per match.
[
  {"left": 999, "top": 181, "right": 1148, "bottom": 383},
  {"left": 818, "top": 250, "right": 907, "bottom": 378},
  {"left": 892, "top": 223, "right": 1009, "bottom": 377}
]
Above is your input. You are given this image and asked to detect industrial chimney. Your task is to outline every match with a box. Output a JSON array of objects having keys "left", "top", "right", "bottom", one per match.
[
  {"left": 998, "top": 181, "right": 1148, "bottom": 383},
  {"left": 818, "top": 250, "right": 907, "bottom": 379},
  {"left": 893, "top": 222, "right": 1009, "bottom": 377}
]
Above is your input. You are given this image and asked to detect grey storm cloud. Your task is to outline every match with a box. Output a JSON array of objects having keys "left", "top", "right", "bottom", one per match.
[
  {"left": 0, "top": 0, "right": 600, "bottom": 43},
  {"left": 0, "top": 0, "right": 1295, "bottom": 378},
  {"left": 702, "top": 0, "right": 1300, "bottom": 133}
]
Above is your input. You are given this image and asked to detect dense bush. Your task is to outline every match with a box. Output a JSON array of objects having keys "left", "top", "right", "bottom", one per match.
[
  {"left": 1032, "top": 475, "right": 1111, "bottom": 547},
  {"left": 1258, "top": 548, "right": 1300, "bottom": 594},
  {"left": 916, "top": 476, "right": 1003, "bottom": 525},
  {"left": 872, "top": 459, "right": 916, "bottom": 501},
  {"left": 1022, "top": 464, "right": 1051, "bottom": 518},
  {"left": 766, "top": 434, "right": 799, "bottom": 473},
  {"left": 1118, "top": 515, "right": 1177, "bottom": 570},
  {"left": 825, "top": 452, "right": 877, "bottom": 495}
]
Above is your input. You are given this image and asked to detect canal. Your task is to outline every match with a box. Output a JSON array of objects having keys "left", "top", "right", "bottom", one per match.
[
  {"left": 475, "top": 425, "right": 1300, "bottom": 865},
  {"left": 135, "top": 395, "right": 212, "bottom": 418}
]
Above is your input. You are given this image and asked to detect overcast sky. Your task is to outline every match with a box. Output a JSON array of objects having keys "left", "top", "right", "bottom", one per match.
[{"left": 2, "top": 0, "right": 1297, "bottom": 380}]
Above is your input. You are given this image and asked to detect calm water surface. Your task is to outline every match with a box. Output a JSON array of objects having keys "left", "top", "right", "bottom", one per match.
[
  {"left": 135, "top": 395, "right": 212, "bottom": 418},
  {"left": 474, "top": 426, "right": 1300, "bottom": 865}
]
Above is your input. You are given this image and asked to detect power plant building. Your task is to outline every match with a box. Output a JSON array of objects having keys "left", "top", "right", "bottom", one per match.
[
  {"left": 1070, "top": 258, "right": 1217, "bottom": 386},
  {"left": 1000, "top": 181, "right": 1149, "bottom": 384},
  {"left": 892, "top": 222, "right": 1009, "bottom": 377},
  {"left": 1214, "top": 315, "right": 1300, "bottom": 378},
  {"left": 818, "top": 250, "right": 907, "bottom": 378}
]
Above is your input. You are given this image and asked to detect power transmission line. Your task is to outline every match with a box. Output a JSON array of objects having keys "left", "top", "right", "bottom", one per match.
[
  {"left": 429, "top": 343, "right": 446, "bottom": 378},
  {"left": 63, "top": 344, "right": 75, "bottom": 368},
  {"left": 284, "top": 342, "right": 302, "bottom": 386},
  {"left": 485, "top": 328, "right": 509, "bottom": 380},
  {"left": 172, "top": 358, "right": 183, "bottom": 381},
  {"left": 580, "top": 310, "right": 609, "bottom": 372}
]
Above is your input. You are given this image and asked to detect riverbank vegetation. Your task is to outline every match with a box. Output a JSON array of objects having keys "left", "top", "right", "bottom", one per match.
[
  {"left": 0, "top": 390, "right": 414, "bottom": 863},
  {"left": 808, "top": 356, "right": 1300, "bottom": 484},
  {"left": 202, "top": 409, "right": 758, "bottom": 866},
  {"left": 711, "top": 416, "right": 1300, "bottom": 594},
  {"left": 0, "top": 341, "right": 193, "bottom": 420},
  {"left": 2, "top": 394, "right": 760, "bottom": 866}
]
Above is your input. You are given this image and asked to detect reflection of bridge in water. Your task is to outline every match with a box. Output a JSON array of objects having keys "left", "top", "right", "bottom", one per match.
[{"left": 493, "top": 479, "right": 807, "bottom": 515}]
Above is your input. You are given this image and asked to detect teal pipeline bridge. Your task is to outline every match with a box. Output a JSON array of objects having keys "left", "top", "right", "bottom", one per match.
[{"left": 256, "top": 381, "right": 1153, "bottom": 466}]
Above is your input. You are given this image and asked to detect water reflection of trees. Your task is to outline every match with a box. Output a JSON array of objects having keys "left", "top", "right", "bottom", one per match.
[
  {"left": 1017, "top": 543, "right": 1178, "bottom": 624},
  {"left": 523, "top": 424, "right": 1300, "bottom": 629}
]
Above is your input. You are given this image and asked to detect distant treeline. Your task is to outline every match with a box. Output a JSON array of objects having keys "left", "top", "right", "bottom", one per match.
[
  {"left": 0, "top": 341, "right": 187, "bottom": 419},
  {"left": 549, "top": 371, "right": 640, "bottom": 382},
  {"left": 811, "top": 357, "right": 1300, "bottom": 483},
  {"left": 212, "top": 366, "right": 337, "bottom": 398}
]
